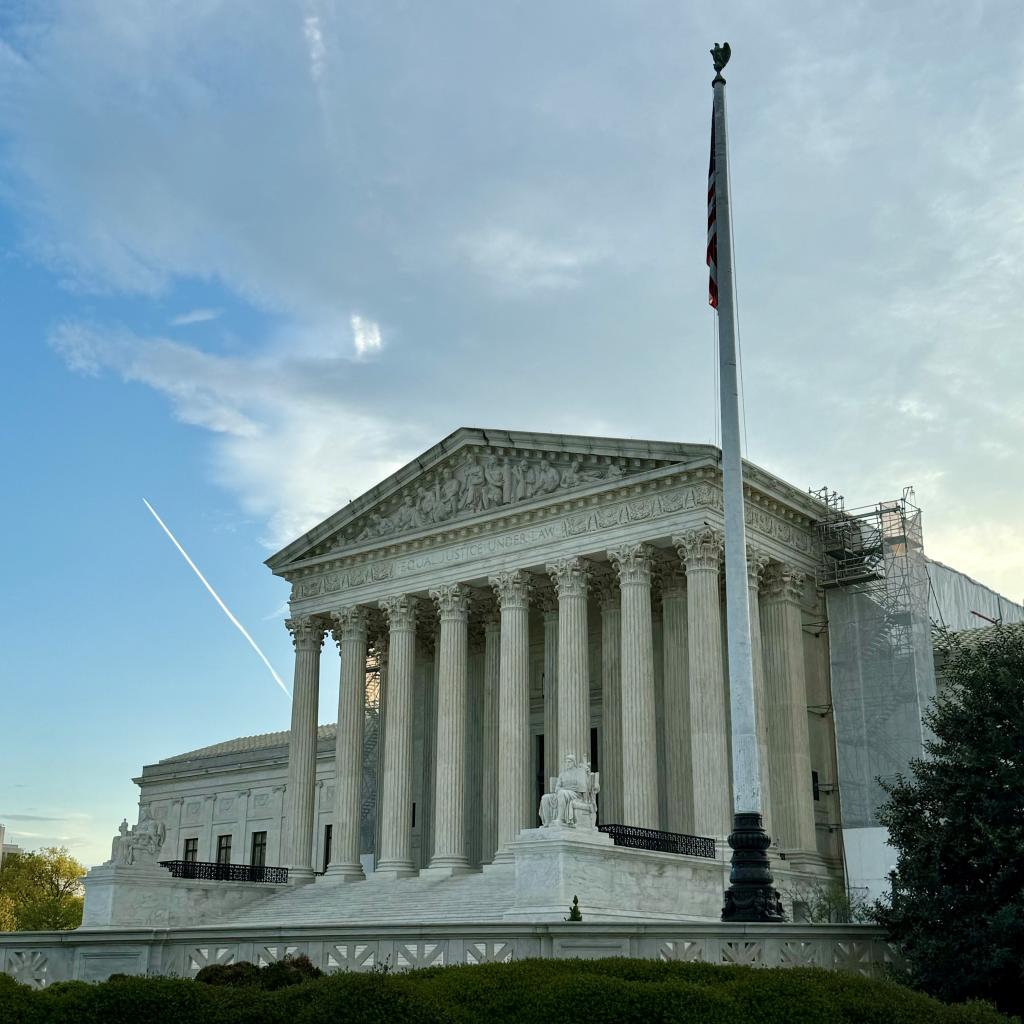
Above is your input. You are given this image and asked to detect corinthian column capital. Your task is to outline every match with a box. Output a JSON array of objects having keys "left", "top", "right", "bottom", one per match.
[
  {"left": 286, "top": 616, "right": 326, "bottom": 651},
  {"left": 763, "top": 564, "right": 805, "bottom": 604},
  {"left": 379, "top": 594, "right": 419, "bottom": 631},
  {"left": 430, "top": 583, "right": 470, "bottom": 620},
  {"left": 546, "top": 556, "right": 590, "bottom": 598},
  {"left": 673, "top": 527, "right": 724, "bottom": 572},
  {"left": 488, "top": 569, "right": 531, "bottom": 610},
  {"left": 608, "top": 542, "right": 654, "bottom": 586},
  {"left": 746, "top": 545, "right": 771, "bottom": 590},
  {"left": 330, "top": 606, "right": 368, "bottom": 645}
]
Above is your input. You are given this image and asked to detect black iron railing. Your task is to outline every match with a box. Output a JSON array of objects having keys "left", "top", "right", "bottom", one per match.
[
  {"left": 598, "top": 824, "right": 716, "bottom": 860},
  {"left": 159, "top": 860, "right": 289, "bottom": 884}
]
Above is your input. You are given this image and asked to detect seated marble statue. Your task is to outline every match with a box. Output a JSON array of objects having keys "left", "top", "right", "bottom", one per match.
[
  {"left": 107, "top": 811, "right": 167, "bottom": 867},
  {"left": 538, "top": 754, "right": 600, "bottom": 829}
]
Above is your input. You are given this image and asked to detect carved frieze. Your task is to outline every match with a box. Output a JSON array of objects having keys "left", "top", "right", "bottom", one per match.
[
  {"left": 333, "top": 448, "right": 642, "bottom": 550},
  {"left": 289, "top": 481, "right": 815, "bottom": 603}
]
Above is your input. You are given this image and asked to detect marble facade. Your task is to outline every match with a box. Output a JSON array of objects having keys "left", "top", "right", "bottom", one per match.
[{"left": 265, "top": 429, "right": 841, "bottom": 883}]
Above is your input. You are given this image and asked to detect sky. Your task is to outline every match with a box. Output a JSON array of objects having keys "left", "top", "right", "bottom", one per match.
[{"left": 1, "top": 0, "right": 1022, "bottom": 868}]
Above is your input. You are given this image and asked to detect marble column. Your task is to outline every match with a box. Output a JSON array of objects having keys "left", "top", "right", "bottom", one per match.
[
  {"left": 480, "top": 610, "right": 501, "bottom": 863},
  {"left": 609, "top": 544, "right": 659, "bottom": 829},
  {"left": 284, "top": 616, "right": 325, "bottom": 883},
  {"left": 539, "top": 589, "right": 560, "bottom": 786},
  {"left": 376, "top": 596, "right": 418, "bottom": 877},
  {"left": 547, "top": 557, "right": 590, "bottom": 771},
  {"left": 675, "top": 528, "right": 731, "bottom": 837},
  {"left": 489, "top": 570, "right": 532, "bottom": 859},
  {"left": 661, "top": 562, "right": 693, "bottom": 835},
  {"left": 761, "top": 564, "right": 817, "bottom": 851},
  {"left": 427, "top": 583, "right": 471, "bottom": 873},
  {"left": 597, "top": 574, "right": 623, "bottom": 825},
  {"left": 328, "top": 607, "right": 368, "bottom": 880},
  {"left": 746, "top": 545, "right": 774, "bottom": 838}
]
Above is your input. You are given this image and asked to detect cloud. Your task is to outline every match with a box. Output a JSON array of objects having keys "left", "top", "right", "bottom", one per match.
[
  {"left": 50, "top": 321, "right": 416, "bottom": 549},
  {"left": 350, "top": 314, "right": 382, "bottom": 358},
  {"left": 458, "top": 227, "right": 607, "bottom": 294},
  {"left": 171, "top": 308, "right": 221, "bottom": 326}
]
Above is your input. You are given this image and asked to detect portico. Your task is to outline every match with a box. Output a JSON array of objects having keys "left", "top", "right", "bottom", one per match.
[{"left": 269, "top": 428, "right": 828, "bottom": 884}]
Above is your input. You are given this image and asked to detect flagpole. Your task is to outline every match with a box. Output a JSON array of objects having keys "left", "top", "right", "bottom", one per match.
[{"left": 709, "top": 43, "right": 785, "bottom": 922}]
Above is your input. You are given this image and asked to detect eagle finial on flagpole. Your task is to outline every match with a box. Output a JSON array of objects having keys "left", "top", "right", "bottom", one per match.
[{"left": 711, "top": 41, "right": 731, "bottom": 81}]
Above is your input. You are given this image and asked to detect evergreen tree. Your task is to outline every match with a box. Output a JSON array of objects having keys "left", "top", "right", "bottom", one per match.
[{"left": 876, "top": 625, "right": 1024, "bottom": 1016}]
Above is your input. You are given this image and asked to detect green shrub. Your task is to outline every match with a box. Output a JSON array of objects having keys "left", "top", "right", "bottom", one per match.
[{"left": 0, "top": 959, "right": 1014, "bottom": 1024}]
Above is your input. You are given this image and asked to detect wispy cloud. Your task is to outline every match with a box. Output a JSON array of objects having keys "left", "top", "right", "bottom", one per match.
[
  {"left": 171, "top": 308, "right": 221, "bottom": 326},
  {"left": 50, "top": 322, "right": 414, "bottom": 549},
  {"left": 350, "top": 314, "right": 382, "bottom": 358},
  {"left": 459, "top": 228, "right": 606, "bottom": 294}
]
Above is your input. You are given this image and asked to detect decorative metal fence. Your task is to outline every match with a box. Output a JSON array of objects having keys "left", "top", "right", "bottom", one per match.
[
  {"left": 159, "top": 860, "right": 289, "bottom": 884},
  {"left": 598, "top": 825, "right": 716, "bottom": 860}
]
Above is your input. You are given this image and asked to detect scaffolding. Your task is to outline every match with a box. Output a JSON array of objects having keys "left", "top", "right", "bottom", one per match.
[
  {"left": 360, "top": 648, "right": 383, "bottom": 855},
  {"left": 811, "top": 487, "right": 936, "bottom": 829}
]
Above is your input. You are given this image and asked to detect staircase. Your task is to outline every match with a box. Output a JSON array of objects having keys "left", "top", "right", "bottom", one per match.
[{"left": 221, "top": 869, "right": 516, "bottom": 927}]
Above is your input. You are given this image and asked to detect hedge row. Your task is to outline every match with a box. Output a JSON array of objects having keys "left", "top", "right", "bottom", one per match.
[{"left": 0, "top": 958, "right": 1015, "bottom": 1024}]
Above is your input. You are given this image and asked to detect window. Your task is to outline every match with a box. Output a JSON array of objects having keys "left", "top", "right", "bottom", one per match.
[
  {"left": 322, "top": 824, "right": 332, "bottom": 873},
  {"left": 250, "top": 831, "right": 267, "bottom": 868},
  {"left": 590, "top": 727, "right": 599, "bottom": 770},
  {"left": 535, "top": 734, "right": 546, "bottom": 820},
  {"left": 182, "top": 837, "right": 198, "bottom": 863},
  {"left": 216, "top": 834, "right": 232, "bottom": 865},
  {"left": 812, "top": 770, "right": 820, "bottom": 801}
]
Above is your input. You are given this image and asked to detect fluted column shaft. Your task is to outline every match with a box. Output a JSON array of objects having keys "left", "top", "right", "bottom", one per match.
[
  {"left": 429, "top": 584, "right": 470, "bottom": 871},
  {"left": 547, "top": 557, "right": 590, "bottom": 770},
  {"left": 610, "top": 544, "right": 659, "bottom": 828},
  {"left": 747, "top": 547, "right": 774, "bottom": 838},
  {"left": 676, "top": 529, "right": 731, "bottom": 836},
  {"left": 284, "top": 617, "right": 325, "bottom": 882},
  {"left": 481, "top": 616, "right": 501, "bottom": 863},
  {"left": 761, "top": 566, "right": 816, "bottom": 851},
  {"left": 329, "top": 608, "right": 369, "bottom": 879},
  {"left": 490, "top": 570, "right": 532, "bottom": 857},
  {"left": 541, "top": 596, "right": 560, "bottom": 785},
  {"left": 376, "top": 596, "right": 418, "bottom": 875},
  {"left": 661, "top": 570, "right": 693, "bottom": 834},
  {"left": 599, "top": 584, "right": 623, "bottom": 824}
]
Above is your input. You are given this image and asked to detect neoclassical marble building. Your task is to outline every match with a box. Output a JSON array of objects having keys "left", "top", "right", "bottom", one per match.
[{"left": 268, "top": 428, "right": 838, "bottom": 881}]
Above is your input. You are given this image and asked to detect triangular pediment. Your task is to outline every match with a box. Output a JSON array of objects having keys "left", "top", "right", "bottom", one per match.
[{"left": 267, "top": 428, "right": 719, "bottom": 573}]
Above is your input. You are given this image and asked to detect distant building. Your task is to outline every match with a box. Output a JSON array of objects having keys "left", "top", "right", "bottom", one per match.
[{"left": 0, "top": 824, "right": 25, "bottom": 868}]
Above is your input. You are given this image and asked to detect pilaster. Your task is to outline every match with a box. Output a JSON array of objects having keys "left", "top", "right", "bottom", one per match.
[{"left": 661, "top": 560, "right": 693, "bottom": 835}]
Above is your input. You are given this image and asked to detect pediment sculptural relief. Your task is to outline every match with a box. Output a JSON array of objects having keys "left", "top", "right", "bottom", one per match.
[{"left": 338, "top": 449, "right": 663, "bottom": 549}]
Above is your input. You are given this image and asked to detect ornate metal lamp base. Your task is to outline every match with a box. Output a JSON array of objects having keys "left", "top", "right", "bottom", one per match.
[{"left": 721, "top": 812, "right": 786, "bottom": 922}]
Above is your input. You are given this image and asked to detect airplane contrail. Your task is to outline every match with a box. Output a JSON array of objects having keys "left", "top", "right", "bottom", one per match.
[{"left": 142, "top": 498, "right": 291, "bottom": 699}]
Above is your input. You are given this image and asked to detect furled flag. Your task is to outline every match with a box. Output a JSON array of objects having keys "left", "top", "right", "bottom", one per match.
[{"left": 707, "top": 115, "right": 718, "bottom": 309}]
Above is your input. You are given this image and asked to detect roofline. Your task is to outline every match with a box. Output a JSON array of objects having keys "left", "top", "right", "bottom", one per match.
[{"left": 265, "top": 426, "right": 832, "bottom": 574}]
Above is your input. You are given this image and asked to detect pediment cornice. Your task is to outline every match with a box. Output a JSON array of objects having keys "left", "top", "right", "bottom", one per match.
[{"left": 267, "top": 427, "right": 829, "bottom": 579}]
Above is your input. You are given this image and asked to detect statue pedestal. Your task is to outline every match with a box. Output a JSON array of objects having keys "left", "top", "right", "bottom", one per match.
[
  {"left": 81, "top": 863, "right": 276, "bottom": 929},
  {"left": 503, "top": 826, "right": 724, "bottom": 923}
]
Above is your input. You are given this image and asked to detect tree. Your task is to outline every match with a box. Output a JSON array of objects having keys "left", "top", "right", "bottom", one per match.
[
  {"left": 875, "top": 625, "right": 1024, "bottom": 1016},
  {"left": 0, "top": 846, "right": 86, "bottom": 931}
]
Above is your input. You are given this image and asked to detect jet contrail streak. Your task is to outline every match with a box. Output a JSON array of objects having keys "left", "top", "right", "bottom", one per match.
[{"left": 142, "top": 498, "right": 291, "bottom": 699}]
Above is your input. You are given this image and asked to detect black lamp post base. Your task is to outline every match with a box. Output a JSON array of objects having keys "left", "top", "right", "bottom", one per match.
[{"left": 721, "top": 811, "right": 786, "bottom": 923}]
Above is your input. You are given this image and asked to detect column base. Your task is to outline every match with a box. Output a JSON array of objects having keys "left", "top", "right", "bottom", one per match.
[
  {"left": 371, "top": 861, "right": 418, "bottom": 881},
  {"left": 420, "top": 859, "right": 474, "bottom": 879},
  {"left": 286, "top": 867, "right": 316, "bottom": 886},
  {"left": 721, "top": 812, "right": 786, "bottom": 923},
  {"left": 323, "top": 863, "right": 366, "bottom": 882}
]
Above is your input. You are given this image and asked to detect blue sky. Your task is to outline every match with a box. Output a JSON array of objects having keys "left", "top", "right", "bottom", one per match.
[{"left": 2, "top": 1, "right": 1022, "bottom": 866}]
